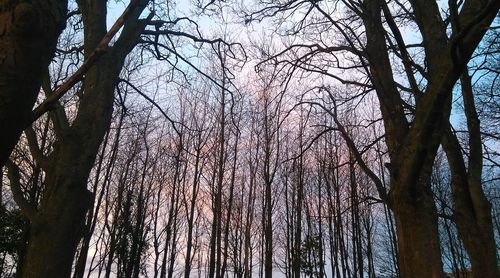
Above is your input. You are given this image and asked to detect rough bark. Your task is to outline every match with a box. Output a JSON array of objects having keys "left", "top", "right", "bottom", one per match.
[
  {"left": 21, "top": 147, "right": 94, "bottom": 277},
  {"left": 0, "top": 0, "right": 67, "bottom": 167},
  {"left": 390, "top": 162, "right": 443, "bottom": 278}
]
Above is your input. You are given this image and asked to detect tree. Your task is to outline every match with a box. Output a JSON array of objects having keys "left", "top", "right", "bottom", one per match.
[
  {"left": 242, "top": 0, "right": 499, "bottom": 276},
  {"left": 7, "top": 2, "right": 152, "bottom": 276},
  {"left": 442, "top": 67, "right": 499, "bottom": 277},
  {"left": 1, "top": 0, "right": 498, "bottom": 276},
  {"left": 4, "top": 0, "right": 241, "bottom": 276},
  {"left": 255, "top": 83, "right": 283, "bottom": 278}
]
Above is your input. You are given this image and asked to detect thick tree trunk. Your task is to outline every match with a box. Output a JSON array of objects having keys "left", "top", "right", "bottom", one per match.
[
  {"left": 387, "top": 131, "right": 445, "bottom": 278},
  {"left": 20, "top": 49, "right": 129, "bottom": 278},
  {"left": 390, "top": 179, "right": 443, "bottom": 278},
  {"left": 361, "top": 1, "right": 499, "bottom": 277},
  {"left": 455, "top": 202, "right": 499, "bottom": 278},
  {"left": 20, "top": 135, "right": 95, "bottom": 277},
  {"left": 363, "top": 1, "right": 445, "bottom": 276},
  {"left": 22, "top": 180, "right": 93, "bottom": 277},
  {"left": 448, "top": 70, "right": 499, "bottom": 278},
  {"left": 0, "top": 0, "right": 66, "bottom": 167}
]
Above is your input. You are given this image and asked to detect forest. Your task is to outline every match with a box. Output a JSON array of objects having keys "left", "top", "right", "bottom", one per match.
[{"left": 0, "top": 0, "right": 499, "bottom": 277}]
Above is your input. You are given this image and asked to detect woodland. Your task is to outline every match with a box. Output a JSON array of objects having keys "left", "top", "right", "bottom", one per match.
[{"left": 0, "top": 0, "right": 499, "bottom": 277}]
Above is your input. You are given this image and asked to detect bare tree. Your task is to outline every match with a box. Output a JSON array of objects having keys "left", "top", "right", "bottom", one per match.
[
  {"left": 1, "top": 1, "right": 498, "bottom": 277},
  {"left": 241, "top": 0, "right": 499, "bottom": 276}
]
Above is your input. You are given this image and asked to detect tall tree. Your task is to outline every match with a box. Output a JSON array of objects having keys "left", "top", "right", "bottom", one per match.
[
  {"left": 7, "top": 1, "right": 152, "bottom": 276},
  {"left": 363, "top": 1, "right": 498, "bottom": 276},
  {"left": 442, "top": 68, "right": 499, "bottom": 277},
  {"left": 5, "top": 0, "right": 241, "bottom": 276},
  {"left": 241, "top": 0, "right": 499, "bottom": 276}
]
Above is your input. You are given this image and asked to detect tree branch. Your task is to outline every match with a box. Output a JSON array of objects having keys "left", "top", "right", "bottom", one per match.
[
  {"left": 24, "top": 127, "right": 49, "bottom": 171},
  {"left": 6, "top": 160, "right": 37, "bottom": 221},
  {"left": 29, "top": 0, "right": 145, "bottom": 126}
]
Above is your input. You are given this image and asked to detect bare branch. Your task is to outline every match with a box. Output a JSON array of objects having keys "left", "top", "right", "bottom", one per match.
[
  {"left": 24, "top": 126, "right": 49, "bottom": 171},
  {"left": 118, "top": 78, "right": 181, "bottom": 136},
  {"left": 30, "top": 0, "right": 147, "bottom": 126},
  {"left": 6, "top": 160, "right": 37, "bottom": 221}
]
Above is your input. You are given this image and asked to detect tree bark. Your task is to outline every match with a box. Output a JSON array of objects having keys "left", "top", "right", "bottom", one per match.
[
  {"left": 21, "top": 159, "right": 93, "bottom": 277},
  {"left": 0, "top": 0, "right": 67, "bottom": 167},
  {"left": 390, "top": 168, "right": 443, "bottom": 278},
  {"left": 442, "top": 69, "right": 499, "bottom": 277},
  {"left": 362, "top": 1, "right": 444, "bottom": 275},
  {"left": 455, "top": 71, "right": 498, "bottom": 278}
]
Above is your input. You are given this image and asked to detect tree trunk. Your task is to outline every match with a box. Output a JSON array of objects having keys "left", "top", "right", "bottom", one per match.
[
  {"left": 19, "top": 57, "right": 117, "bottom": 276},
  {"left": 184, "top": 138, "right": 203, "bottom": 278},
  {"left": 0, "top": 0, "right": 67, "bottom": 167},
  {"left": 361, "top": 0, "right": 498, "bottom": 276},
  {"left": 363, "top": 1, "right": 445, "bottom": 273},
  {"left": 443, "top": 127, "right": 499, "bottom": 278},
  {"left": 264, "top": 177, "right": 273, "bottom": 278},
  {"left": 442, "top": 69, "right": 499, "bottom": 278},
  {"left": 21, "top": 155, "right": 94, "bottom": 277},
  {"left": 221, "top": 131, "right": 240, "bottom": 276},
  {"left": 389, "top": 168, "right": 443, "bottom": 278},
  {"left": 292, "top": 153, "right": 304, "bottom": 278},
  {"left": 454, "top": 199, "right": 498, "bottom": 277},
  {"left": 460, "top": 217, "right": 498, "bottom": 278}
]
